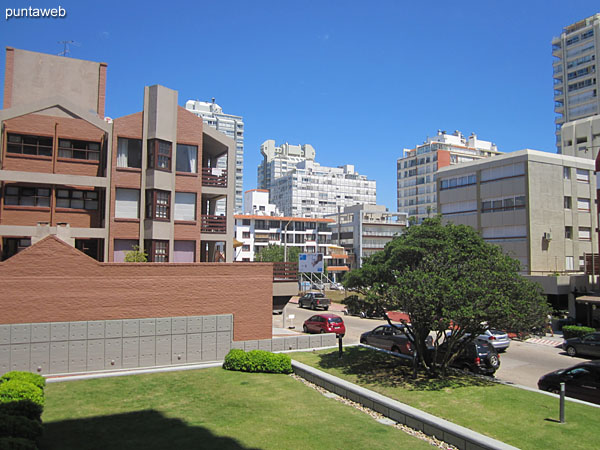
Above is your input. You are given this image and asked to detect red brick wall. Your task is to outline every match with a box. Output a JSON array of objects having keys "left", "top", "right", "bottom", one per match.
[
  {"left": 0, "top": 236, "right": 274, "bottom": 341},
  {"left": 437, "top": 150, "right": 451, "bottom": 169}
]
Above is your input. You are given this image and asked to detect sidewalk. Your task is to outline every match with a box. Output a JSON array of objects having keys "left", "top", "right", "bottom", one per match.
[{"left": 522, "top": 333, "right": 563, "bottom": 348}]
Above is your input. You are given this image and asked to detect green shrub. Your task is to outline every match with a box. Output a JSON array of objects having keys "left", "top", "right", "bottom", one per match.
[
  {"left": 0, "top": 373, "right": 45, "bottom": 391},
  {"left": 0, "top": 414, "right": 42, "bottom": 440},
  {"left": 223, "top": 349, "right": 292, "bottom": 374},
  {"left": 0, "top": 381, "right": 44, "bottom": 421},
  {"left": 563, "top": 325, "right": 596, "bottom": 339},
  {"left": 0, "top": 437, "right": 37, "bottom": 450}
]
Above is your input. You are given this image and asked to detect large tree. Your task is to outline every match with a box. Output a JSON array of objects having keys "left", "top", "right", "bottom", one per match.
[
  {"left": 344, "top": 217, "right": 549, "bottom": 376},
  {"left": 255, "top": 244, "right": 301, "bottom": 263}
]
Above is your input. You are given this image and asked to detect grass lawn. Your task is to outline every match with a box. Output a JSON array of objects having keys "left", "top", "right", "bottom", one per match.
[
  {"left": 293, "top": 347, "right": 600, "bottom": 450},
  {"left": 41, "top": 367, "right": 433, "bottom": 450}
]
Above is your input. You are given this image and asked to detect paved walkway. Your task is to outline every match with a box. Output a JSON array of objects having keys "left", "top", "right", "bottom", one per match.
[{"left": 523, "top": 334, "right": 563, "bottom": 347}]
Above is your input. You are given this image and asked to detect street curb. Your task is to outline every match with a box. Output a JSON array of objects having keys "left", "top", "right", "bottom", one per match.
[{"left": 291, "top": 360, "right": 518, "bottom": 450}]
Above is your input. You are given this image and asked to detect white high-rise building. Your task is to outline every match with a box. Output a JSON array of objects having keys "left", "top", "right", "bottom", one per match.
[
  {"left": 270, "top": 160, "right": 377, "bottom": 218},
  {"left": 397, "top": 130, "right": 501, "bottom": 223},
  {"left": 257, "top": 140, "right": 316, "bottom": 191},
  {"left": 185, "top": 99, "right": 244, "bottom": 213},
  {"left": 552, "top": 14, "right": 600, "bottom": 154}
]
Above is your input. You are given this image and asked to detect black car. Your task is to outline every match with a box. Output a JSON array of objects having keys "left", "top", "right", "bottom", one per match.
[
  {"left": 563, "top": 332, "right": 600, "bottom": 358},
  {"left": 538, "top": 361, "right": 600, "bottom": 405},
  {"left": 431, "top": 339, "right": 500, "bottom": 375}
]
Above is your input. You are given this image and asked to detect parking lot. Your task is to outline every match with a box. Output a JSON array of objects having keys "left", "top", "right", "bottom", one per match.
[{"left": 275, "top": 299, "right": 593, "bottom": 390}]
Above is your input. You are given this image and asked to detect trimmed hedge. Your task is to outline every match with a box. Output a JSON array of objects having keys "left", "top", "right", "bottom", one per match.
[
  {"left": 223, "top": 349, "right": 292, "bottom": 374},
  {"left": 0, "top": 381, "right": 44, "bottom": 422},
  {"left": 0, "top": 414, "right": 42, "bottom": 440},
  {"left": 0, "top": 437, "right": 37, "bottom": 450},
  {"left": 563, "top": 325, "right": 596, "bottom": 339},
  {"left": 0, "top": 373, "right": 45, "bottom": 391}
]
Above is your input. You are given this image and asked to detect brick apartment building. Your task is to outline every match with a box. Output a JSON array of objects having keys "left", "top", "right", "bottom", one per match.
[{"left": 0, "top": 47, "right": 235, "bottom": 263}]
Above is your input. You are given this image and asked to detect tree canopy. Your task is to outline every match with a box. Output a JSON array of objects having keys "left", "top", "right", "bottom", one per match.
[
  {"left": 344, "top": 217, "right": 549, "bottom": 376},
  {"left": 255, "top": 244, "right": 301, "bottom": 263}
]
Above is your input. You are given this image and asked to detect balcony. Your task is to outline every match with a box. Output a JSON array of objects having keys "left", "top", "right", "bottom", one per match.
[
  {"left": 201, "top": 167, "right": 228, "bottom": 188},
  {"left": 201, "top": 215, "right": 226, "bottom": 233},
  {"left": 273, "top": 262, "right": 298, "bottom": 281}
]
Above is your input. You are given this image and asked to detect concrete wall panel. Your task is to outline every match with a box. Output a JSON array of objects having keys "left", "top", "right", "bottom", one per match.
[
  {"left": 156, "top": 318, "right": 171, "bottom": 336},
  {"left": 187, "top": 317, "right": 203, "bottom": 334},
  {"left": 123, "top": 338, "right": 140, "bottom": 368},
  {"left": 105, "top": 321, "right": 123, "bottom": 338},
  {"left": 87, "top": 321, "right": 105, "bottom": 339},
  {"left": 30, "top": 342, "right": 49, "bottom": 374},
  {"left": 87, "top": 339, "right": 104, "bottom": 370},
  {"left": 140, "top": 319, "right": 156, "bottom": 337},
  {"left": 172, "top": 334, "right": 186, "bottom": 363},
  {"left": 11, "top": 344, "right": 30, "bottom": 371},
  {"left": 123, "top": 320, "right": 140, "bottom": 338},
  {"left": 50, "top": 341, "right": 68, "bottom": 373},
  {"left": 172, "top": 318, "right": 186, "bottom": 335},
  {"left": 11, "top": 324, "right": 30, "bottom": 344},
  {"left": 0, "top": 346, "right": 10, "bottom": 372},
  {"left": 105, "top": 338, "right": 122, "bottom": 369},
  {"left": 156, "top": 336, "right": 171, "bottom": 365},
  {"left": 0, "top": 326, "right": 10, "bottom": 345},
  {"left": 139, "top": 336, "right": 156, "bottom": 367},
  {"left": 31, "top": 323, "right": 50, "bottom": 343},
  {"left": 202, "top": 332, "right": 217, "bottom": 360},
  {"left": 69, "top": 322, "right": 87, "bottom": 341},
  {"left": 68, "top": 340, "right": 87, "bottom": 372},
  {"left": 187, "top": 334, "right": 202, "bottom": 362},
  {"left": 203, "top": 316, "right": 216, "bottom": 333}
]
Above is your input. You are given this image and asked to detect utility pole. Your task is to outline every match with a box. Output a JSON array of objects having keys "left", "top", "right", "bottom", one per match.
[{"left": 58, "top": 40, "right": 75, "bottom": 57}]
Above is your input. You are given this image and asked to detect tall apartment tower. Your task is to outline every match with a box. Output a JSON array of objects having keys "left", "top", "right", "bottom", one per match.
[
  {"left": 185, "top": 99, "right": 244, "bottom": 213},
  {"left": 257, "top": 140, "right": 316, "bottom": 191},
  {"left": 552, "top": 13, "right": 600, "bottom": 154},
  {"left": 397, "top": 130, "right": 501, "bottom": 223}
]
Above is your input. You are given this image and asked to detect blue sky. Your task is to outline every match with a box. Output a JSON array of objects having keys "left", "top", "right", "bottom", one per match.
[{"left": 1, "top": 1, "right": 598, "bottom": 210}]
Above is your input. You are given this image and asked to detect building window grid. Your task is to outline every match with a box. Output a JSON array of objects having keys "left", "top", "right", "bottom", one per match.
[
  {"left": 58, "top": 139, "right": 101, "bottom": 161},
  {"left": 148, "top": 240, "right": 169, "bottom": 262},
  {"left": 481, "top": 196, "right": 526, "bottom": 213},
  {"left": 146, "top": 190, "right": 171, "bottom": 220},
  {"left": 6, "top": 133, "right": 53, "bottom": 157},
  {"left": 4, "top": 186, "right": 50, "bottom": 207},
  {"left": 147, "top": 139, "right": 172, "bottom": 171},
  {"left": 56, "top": 189, "right": 99, "bottom": 210}
]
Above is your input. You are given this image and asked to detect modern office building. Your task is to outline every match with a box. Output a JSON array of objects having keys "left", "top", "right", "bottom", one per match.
[
  {"left": 234, "top": 189, "right": 332, "bottom": 261},
  {"left": 437, "top": 149, "right": 597, "bottom": 313},
  {"left": 185, "top": 99, "right": 244, "bottom": 213},
  {"left": 269, "top": 160, "right": 376, "bottom": 218},
  {"left": 326, "top": 204, "right": 407, "bottom": 269},
  {"left": 0, "top": 47, "right": 235, "bottom": 263},
  {"left": 552, "top": 14, "right": 600, "bottom": 154},
  {"left": 397, "top": 130, "right": 501, "bottom": 223},
  {"left": 257, "top": 140, "right": 315, "bottom": 191}
]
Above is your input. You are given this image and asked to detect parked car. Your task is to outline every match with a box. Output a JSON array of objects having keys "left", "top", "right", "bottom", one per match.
[
  {"left": 298, "top": 292, "right": 331, "bottom": 310},
  {"left": 312, "top": 283, "right": 325, "bottom": 291},
  {"left": 330, "top": 282, "right": 343, "bottom": 290},
  {"left": 563, "top": 332, "right": 600, "bottom": 358},
  {"left": 538, "top": 361, "right": 600, "bottom": 405},
  {"left": 477, "top": 329, "right": 510, "bottom": 352},
  {"left": 432, "top": 339, "right": 501, "bottom": 375},
  {"left": 303, "top": 314, "right": 345, "bottom": 337},
  {"left": 360, "top": 325, "right": 413, "bottom": 355}
]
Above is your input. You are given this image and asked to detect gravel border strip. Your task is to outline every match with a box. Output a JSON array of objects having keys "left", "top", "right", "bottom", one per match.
[{"left": 290, "top": 373, "right": 457, "bottom": 449}]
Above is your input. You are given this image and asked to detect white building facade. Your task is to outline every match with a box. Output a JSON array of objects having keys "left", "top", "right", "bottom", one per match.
[
  {"left": 270, "top": 160, "right": 377, "bottom": 218},
  {"left": 552, "top": 14, "right": 600, "bottom": 154},
  {"left": 397, "top": 130, "right": 501, "bottom": 223},
  {"left": 234, "top": 191, "right": 332, "bottom": 261},
  {"left": 185, "top": 99, "right": 244, "bottom": 213},
  {"left": 326, "top": 204, "right": 407, "bottom": 269},
  {"left": 257, "top": 140, "right": 316, "bottom": 191}
]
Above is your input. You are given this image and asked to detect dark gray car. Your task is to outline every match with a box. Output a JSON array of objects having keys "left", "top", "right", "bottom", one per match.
[
  {"left": 563, "top": 332, "right": 600, "bottom": 358},
  {"left": 360, "top": 325, "right": 413, "bottom": 355}
]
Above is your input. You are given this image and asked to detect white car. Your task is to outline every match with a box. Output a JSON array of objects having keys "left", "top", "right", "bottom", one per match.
[{"left": 478, "top": 329, "right": 510, "bottom": 352}]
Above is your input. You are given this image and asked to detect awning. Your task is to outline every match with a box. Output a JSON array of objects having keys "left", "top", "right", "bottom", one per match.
[
  {"left": 327, "top": 266, "right": 350, "bottom": 271},
  {"left": 575, "top": 295, "right": 600, "bottom": 304},
  {"left": 233, "top": 239, "right": 244, "bottom": 249}
]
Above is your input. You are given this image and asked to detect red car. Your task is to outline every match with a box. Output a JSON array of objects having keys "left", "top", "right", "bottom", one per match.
[{"left": 303, "top": 314, "right": 346, "bottom": 337}]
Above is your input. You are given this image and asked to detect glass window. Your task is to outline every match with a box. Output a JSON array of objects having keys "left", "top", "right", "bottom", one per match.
[
  {"left": 564, "top": 196, "right": 572, "bottom": 209},
  {"left": 147, "top": 139, "right": 172, "bottom": 171},
  {"left": 117, "top": 138, "right": 142, "bottom": 168},
  {"left": 576, "top": 169, "right": 589, "bottom": 182},
  {"left": 146, "top": 189, "right": 171, "bottom": 220},
  {"left": 3, "top": 185, "right": 50, "bottom": 208},
  {"left": 565, "top": 226, "right": 573, "bottom": 239},
  {"left": 176, "top": 144, "right": 198, "bottom": 173},
  {"left": 578, "top": 227, "right": 591, "bottom": 240},
  {"left": 174, "top": 192, "right": 196, "bottom": 221},
  {"left": 6, "top": 133, "right": 52, "bottom": 157},
  {"left": 58, "top": 139, "right": 101, "bottom": 161},
  {"left": 115, "top": 188, "right": 140, "bottom": 219}
]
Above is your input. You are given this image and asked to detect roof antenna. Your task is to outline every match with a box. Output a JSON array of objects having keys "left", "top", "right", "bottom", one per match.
[{"left": 58, "top": 40, "right": 78, "bottom": 57}]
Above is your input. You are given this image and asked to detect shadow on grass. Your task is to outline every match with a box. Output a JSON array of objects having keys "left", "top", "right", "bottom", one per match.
[
  {"left": 41, "top": 409, "right": 260, "bottom": 450},
  {"left": 316, "top": 347, "right": 495, "bottom": 391}
]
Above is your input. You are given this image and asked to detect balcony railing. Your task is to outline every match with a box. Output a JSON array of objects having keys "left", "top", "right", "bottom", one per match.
[
  {"left": 201, "top": 167, "right": 228, "bottom": 187},
  {"left": 201, "top": 215, "right": 226, "bottom": 233},
  {"left": 273, "top": 262, "right": 298, "bottom": 281}
]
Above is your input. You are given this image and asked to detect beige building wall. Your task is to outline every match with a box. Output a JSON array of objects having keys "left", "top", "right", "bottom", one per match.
[{"left": 438, "top": 150, "right": 597, "bottom": 275}]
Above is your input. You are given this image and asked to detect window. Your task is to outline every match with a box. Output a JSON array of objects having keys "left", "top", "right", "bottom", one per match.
[
  {"left": 242, "top": 232, "right": 250, "bottom": 239},
  {"left": 175, "top": 144, "right": 197, "bottom": 173},
  {"left": 173, "top": 240, "right": 195, "bottom": 263},
  {"left": 563, "top": 167, "right": 571, "bottom": 180},
  {"left": 242, "top": 219, "right": 251, "bottom": 226},
  {"left": 58, "top": 139, "right": 100, "bottom": 161},
  {"left": 7, "top": 134, "right": 52, "bottom": 157},
  {"left": 147, "top": 240, "right": 168, "bottom": 262},
  {"left": 579, "top": 256, "right": 585, "bottom": 270},
  {"left": 576, "top": 169, "right": 589, "bottom": 182},
  {"left": 4, "top": 186, "right": 50, "bottom": 207},
  {"left": 146, "top": 190, "right": 171, "bottom": 220},
  {"left": 115, "top": 188, "right": 140, "bottom": 219},
  {"left": 174, "top": 192, "right": 196, "bottom": 221},
  {"left": 147, "top": 139, "right": 172, "bottom": 171},
  {"left": 56, "top": 189, "right": 98, "bottom": 210},
  {"left": 565, "top": 256, "right": 574, "bottom": 271},
  {"left": 578, "top": 227, "right": 591, "bottom": 240},
  {"left": 577, "top": 198, "right": 591, "bottom": 211},
  {"left": 565, "top": 226, "right": 573, "bottom": 239},
  {"left": 116, "top": 138, "right": 142, "bottom": 168},
  {"left": 242, "top": 245, "right": 250, "bottom": 251},
  {"left": 564, "top": 196, "right": 572, "bottom": 209}
]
